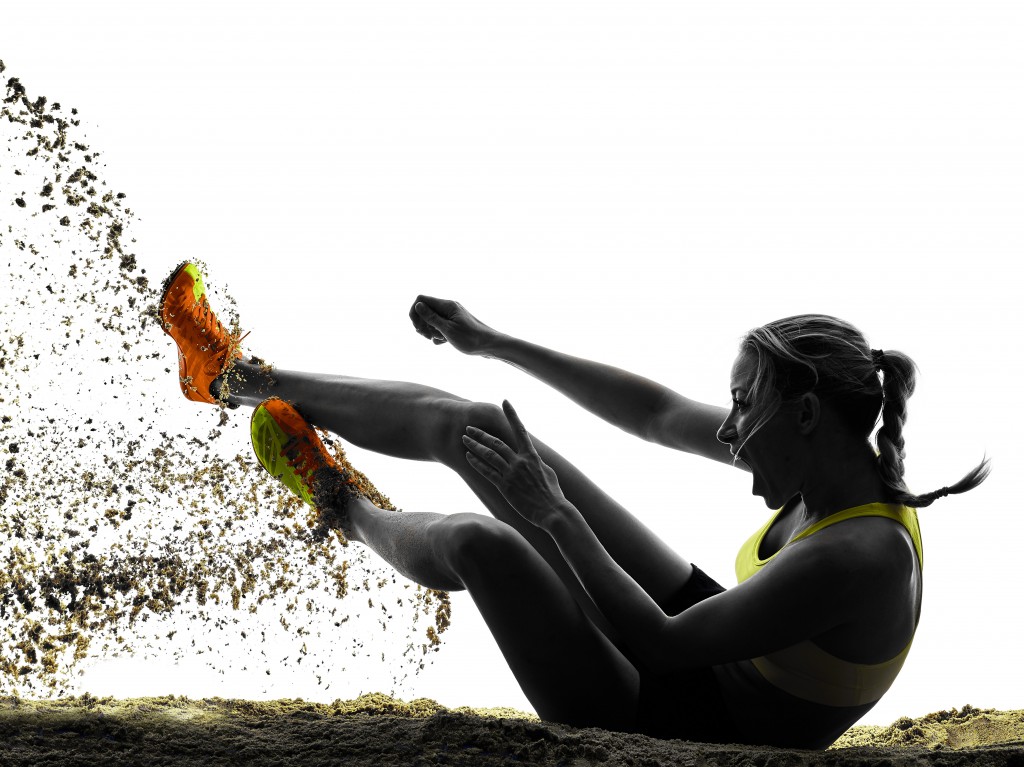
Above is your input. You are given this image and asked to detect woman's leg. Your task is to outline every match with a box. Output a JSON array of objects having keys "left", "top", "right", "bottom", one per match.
[
  {"left": 342, "top": 495, "right": 640, "bottom": 730},
  {"left": 225, "top": 361, "right": 694, "bottom": 634}
]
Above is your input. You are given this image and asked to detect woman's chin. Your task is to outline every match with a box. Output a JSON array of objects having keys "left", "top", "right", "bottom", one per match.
[
  {"left": 751, "top": 472, "right": 768, "bottom": 501},
  {"left": 751, "top": 476, "right": 780, "bottom": 508}
]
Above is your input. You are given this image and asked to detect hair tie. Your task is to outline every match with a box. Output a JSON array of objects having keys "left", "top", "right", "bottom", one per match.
[
  {"left": 936, "top": 486, "right": 951, "bottom": 498},
  {"left": 871, "top": 349, "right": 885, "bottom": 369}
]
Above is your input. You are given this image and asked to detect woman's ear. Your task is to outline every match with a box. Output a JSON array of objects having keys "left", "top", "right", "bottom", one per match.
[{"left": 796, "top": 392, "right": 820, "bottom": 435}]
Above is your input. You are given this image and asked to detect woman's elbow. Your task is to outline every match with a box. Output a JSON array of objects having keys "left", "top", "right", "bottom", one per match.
[{"left": 629, "top": 622, "right": 689, "bottom": 673}]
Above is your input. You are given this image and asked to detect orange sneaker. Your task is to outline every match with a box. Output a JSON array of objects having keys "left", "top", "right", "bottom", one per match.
[
  {"left": 251, "top": 398, "right": 361, "bottom": 533},
  {"left": 159, "top": 261, "right": 247, "bottom": 405}
]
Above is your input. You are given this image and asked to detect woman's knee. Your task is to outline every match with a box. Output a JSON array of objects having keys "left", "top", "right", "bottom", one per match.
[
  {"left": 435, "top": 513, "right": 524, "bottom": 578},
  {"left": 434, "top": 400, "right": 508, "bottom": 464}
]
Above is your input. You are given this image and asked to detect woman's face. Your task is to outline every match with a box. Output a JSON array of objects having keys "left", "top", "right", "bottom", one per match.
[{"left": 717, "top": 352, "right": 806, "bottom": 509}]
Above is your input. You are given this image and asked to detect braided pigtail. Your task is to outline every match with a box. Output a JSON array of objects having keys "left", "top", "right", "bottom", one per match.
[
  {"left": 874, "top": 349, "right": 915, "bottom": 498},
  {"left": 874, "top": 349, "right": 991, "bottom": 507}
]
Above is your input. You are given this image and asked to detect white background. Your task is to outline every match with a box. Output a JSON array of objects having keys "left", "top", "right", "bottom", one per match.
[{"left": 2, "top": 2, "right": 1021, "bottom": 725}]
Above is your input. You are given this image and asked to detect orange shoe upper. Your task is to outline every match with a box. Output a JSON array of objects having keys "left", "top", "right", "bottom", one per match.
[
  {"left": 264, "top": 397, "right": 340, "bottom": 482},
  {"left": 159, "top": 262, "right": 245, "bottom": 405}
]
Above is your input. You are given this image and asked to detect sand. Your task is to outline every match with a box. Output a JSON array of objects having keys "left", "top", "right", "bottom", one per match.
[{"left": 0, "top": 696, "right": 1021, "bottom": 766}]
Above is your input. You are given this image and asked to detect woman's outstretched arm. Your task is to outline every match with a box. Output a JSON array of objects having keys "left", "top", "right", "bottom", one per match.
[{"left": 411, "top": 295, "right": 740, "bottom": 467}]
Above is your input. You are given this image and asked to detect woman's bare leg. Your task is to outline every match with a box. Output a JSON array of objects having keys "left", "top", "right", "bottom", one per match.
[
  {"left": 342, "top": 495, "right": 639, "bottom": 729},
  {"left": 224, "top": 360, "right": 694, "bottom": 637}
]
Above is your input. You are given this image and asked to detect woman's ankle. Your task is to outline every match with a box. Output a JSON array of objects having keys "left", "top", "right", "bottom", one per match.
[
  {"left": 212, "top": 357, "right": 276, "bottom": 406},
  {"left": 312, "top": 466, "right": 363, "bottom": 540},
  {"left": 339, "top": 495, "right": 379, "bottom": 544}
]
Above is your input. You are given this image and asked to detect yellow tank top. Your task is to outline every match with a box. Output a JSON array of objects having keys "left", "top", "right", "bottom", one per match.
[{"left": 734, "top": 502, "right": 923, "bottom": 707}]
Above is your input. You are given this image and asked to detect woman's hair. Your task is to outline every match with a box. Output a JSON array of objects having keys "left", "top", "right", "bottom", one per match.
[{"left": 735, "top": 314, "right": 989, "bottom": 508}]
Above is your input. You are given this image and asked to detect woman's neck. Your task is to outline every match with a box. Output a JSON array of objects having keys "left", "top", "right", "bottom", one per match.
[{"left": 799, "top": 441, "right": 893, "bottom": 521}]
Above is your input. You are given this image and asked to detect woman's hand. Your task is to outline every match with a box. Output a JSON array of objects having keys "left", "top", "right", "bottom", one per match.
[
  {"left": 462, "top": 400, "right": 569, "bottom": 528},
  {"left": 409, "top": 296, "right": 502, "bottom": 356}
]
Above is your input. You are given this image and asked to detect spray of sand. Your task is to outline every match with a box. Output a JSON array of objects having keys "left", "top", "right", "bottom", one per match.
[{"left": 0, "top": 61, "right": 450, "bottom": 696}]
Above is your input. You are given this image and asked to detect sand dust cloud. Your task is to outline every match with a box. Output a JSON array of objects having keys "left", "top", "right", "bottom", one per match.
[{"left": 0, "top": 62, "right": 450, "bottom": 697}]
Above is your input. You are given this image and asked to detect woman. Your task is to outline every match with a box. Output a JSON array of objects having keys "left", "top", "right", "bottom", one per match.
[{"left": 160, "top": 262, "right": 988, "bottom": 748}]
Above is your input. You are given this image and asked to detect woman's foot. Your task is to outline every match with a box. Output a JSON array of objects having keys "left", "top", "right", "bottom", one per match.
[
  {"left": 250, "top": 397, "right": 361, "bottom": 536},
  {"left": 159, "top": 261, "right": 247, "bottom": 406}
]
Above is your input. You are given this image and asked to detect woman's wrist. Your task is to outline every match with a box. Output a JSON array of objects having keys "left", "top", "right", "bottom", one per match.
[
  {"left": 480, "top": 331, "right": 516, "bottom": 360},
  {"left": 540, "top": 499, "right": 584, "bottom": 537}
]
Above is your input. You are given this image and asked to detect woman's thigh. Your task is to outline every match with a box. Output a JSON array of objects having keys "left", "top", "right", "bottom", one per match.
[
  {"left": 631, "top": 566, "right": 737, "bottom": 743},
  {"left": 443, "top": 513, "right": 640, "bottom": 731}
]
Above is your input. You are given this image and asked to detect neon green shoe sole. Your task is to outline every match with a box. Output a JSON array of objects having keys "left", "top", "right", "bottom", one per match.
[{"left": 250, "top": 399, "right": 329, "bottom": 508}]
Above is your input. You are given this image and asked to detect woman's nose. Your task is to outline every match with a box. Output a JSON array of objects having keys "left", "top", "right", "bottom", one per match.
[{"left": 716, "top": 420, "right": 737, "bottom": 445}]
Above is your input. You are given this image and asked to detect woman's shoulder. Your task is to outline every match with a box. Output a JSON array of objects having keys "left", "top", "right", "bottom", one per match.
[
  {"left": 789, "top": 514, "right": 920, "bottom": 598},
  {"left": 798, "top": 515, "right": 922, "bottom": 659}
]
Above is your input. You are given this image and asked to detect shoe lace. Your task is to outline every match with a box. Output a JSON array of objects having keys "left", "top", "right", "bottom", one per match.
[
  {"left": 190, "top": 298, "right": 250, "bottom": 359},
  {"left": 190, "top": 298, "right": 225, "bottom": 338}
]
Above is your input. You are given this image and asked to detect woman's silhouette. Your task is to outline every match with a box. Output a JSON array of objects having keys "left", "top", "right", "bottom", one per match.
[{"left": 160, "top": 262, "right": 988, "bottom": 748}]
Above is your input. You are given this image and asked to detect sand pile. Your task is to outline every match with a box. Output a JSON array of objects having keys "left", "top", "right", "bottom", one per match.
[
  {"left": 0, "top": 696, "right": 1021, "bottom": 766},
  {"left": 832, "top": 703, "right": 1024, "bottom": 751},
  {"left": 0, "top": 61, "right": 449, "bottom": 696}
]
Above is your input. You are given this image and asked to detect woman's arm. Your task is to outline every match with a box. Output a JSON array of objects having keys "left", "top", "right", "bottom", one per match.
[
  {"left": 488, "top": 334, "right": 681, "bottom": 440},
  {"left": 463, "top": 402, "right": 858, "bottom": 670},
  {"left": 411, "top": 296, "right": 739, "bottom": 466}
]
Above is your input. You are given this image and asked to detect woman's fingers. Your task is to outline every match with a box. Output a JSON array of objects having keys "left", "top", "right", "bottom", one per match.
[
  {"left": 409, "top": 295, "right": 452, "bottom": 343},
  {"left": 501, "top": 400, "right": 537, "bottom": 454},
  {"left": 461, "top": 433, "right": 513, "bottom": 470},
  {"left": 464, "top": 451, "right": 502, "bottom": 486},
  {"left": 408, "top": 298, "right": 434, "bottom": 340},
  {"left": 416, "top": 304, "right": 448, "bottom": 343},
  {"left": 464, "top": 426, "right": 516, "bottom": 462}
]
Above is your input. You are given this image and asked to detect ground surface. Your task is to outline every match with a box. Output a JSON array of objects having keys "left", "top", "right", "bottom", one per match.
[{"left": 1, "top": 695, "right": 1022, "bottom": 766}]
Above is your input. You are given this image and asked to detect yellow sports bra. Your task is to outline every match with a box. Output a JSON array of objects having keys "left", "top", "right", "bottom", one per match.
[{"left": 734, "top": 502, "right": 923, "bottom": 707}]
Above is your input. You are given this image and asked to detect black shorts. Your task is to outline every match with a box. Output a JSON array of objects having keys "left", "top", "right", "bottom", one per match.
[{"left": 632, "top": 565, "right": 738, "bottom": 743}]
